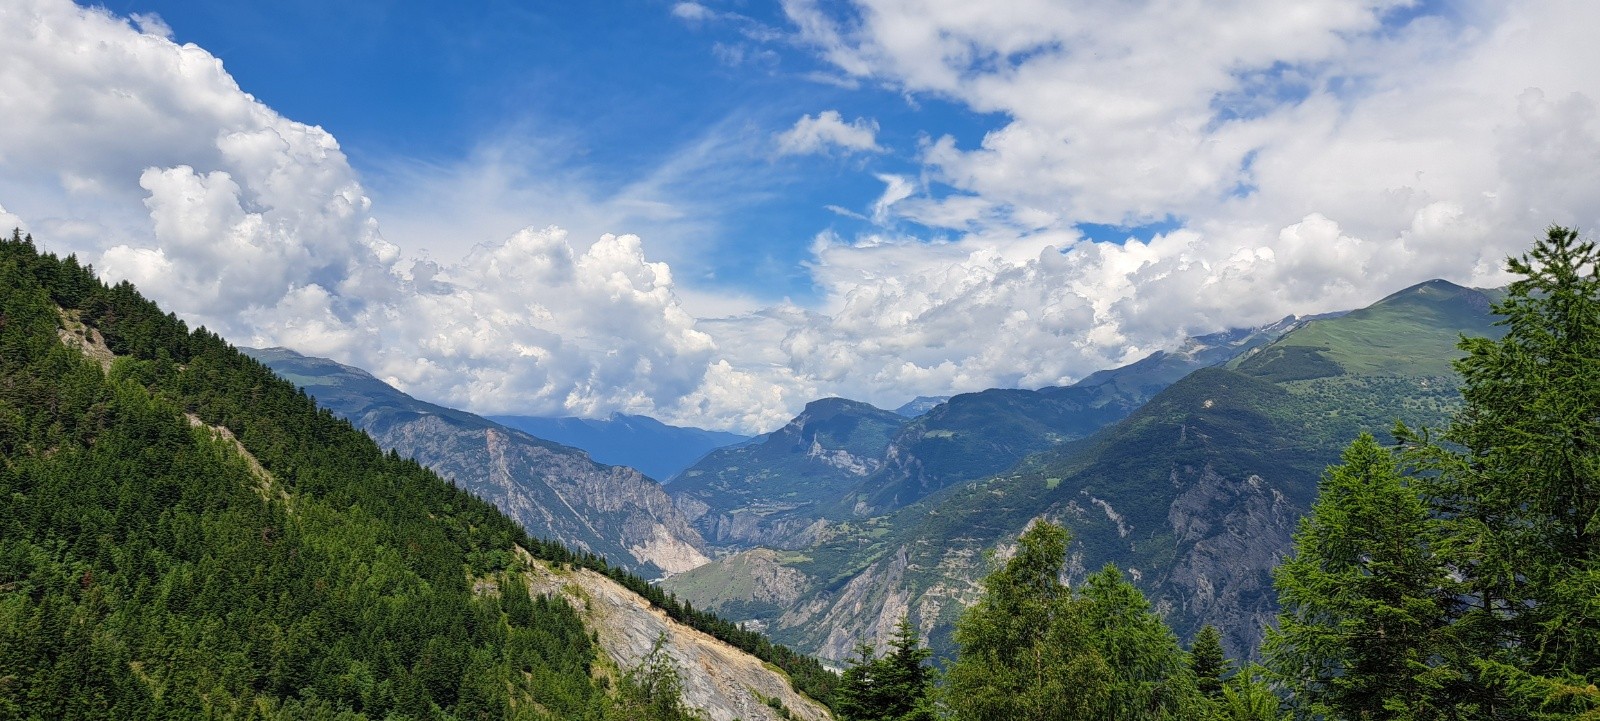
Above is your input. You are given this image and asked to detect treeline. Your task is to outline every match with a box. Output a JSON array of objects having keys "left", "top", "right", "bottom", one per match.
[
  {"left": 0, "top": 231, "right": 828, "bottom": 718},
  {"left": 830, "top": 227, "right": 1600, "bottom": 720}
]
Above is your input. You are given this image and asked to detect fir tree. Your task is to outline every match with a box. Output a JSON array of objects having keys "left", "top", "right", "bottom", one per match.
[{"left": 832, "top": 618, "right": 932, "bottom": 721}]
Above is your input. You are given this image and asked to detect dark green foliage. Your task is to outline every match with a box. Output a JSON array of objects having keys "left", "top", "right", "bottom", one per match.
[
  {"left": 832, "top": 617, "right": 932, "bottom": 721},
  {"left": 1190, "top": 625, "right": 1231, "bottom": 700},
  {"left": 1267, "top": 227, "right": 1600, "bottom": 719},
  {"left": 1211, "top": 665, "right": 1285, "bottom": 721},
  {"left": 1266, "top": 433, "right": 1453, "bottom": 720},
  {"left": 0, "top": 233, "right": 834, "bottom": 718},
  {"left": 1396, "top": 225, "right": 1600, "bottom": 717},
  {"left": 1078, "top": 566, "right": 1202, "bottom": 719},
  {"left": 941, "top": 521, "right": 1199, "bottom": 720},
  {"left": 0, "top": 233, "right": 623, "bottom": 718},
  {"left": 1235, "top": 345, "right": 1344, "bottom": 382}
]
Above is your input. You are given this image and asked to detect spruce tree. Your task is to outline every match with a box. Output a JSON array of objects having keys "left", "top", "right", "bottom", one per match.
[
  {"left": 1190, "top": 624, "right": 1231, "bottom": 700},
  {"left": 834, "top": 642, "right": 881, "bottom": 721},
  {"left": 833, "top": 619, "right": 933, "bottom": 721}
]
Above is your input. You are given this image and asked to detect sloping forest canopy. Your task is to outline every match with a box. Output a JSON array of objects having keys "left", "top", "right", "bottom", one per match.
[{"left": 0, "top": 231, "right": 830, "bottom": 719}]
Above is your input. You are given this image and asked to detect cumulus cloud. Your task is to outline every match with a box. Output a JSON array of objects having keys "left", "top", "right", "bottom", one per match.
[
  {"left": 775, "top": 110, "right": 883, "bottom": 156},
  {"left": 0, "top": 0, "right": 780, "bottom": 431},
  {"left": 673, "top": 0, "right": 1600, "bottom": 413},
  {"left": 4, "top": 0, "right": 1600, "bottom": 434}
]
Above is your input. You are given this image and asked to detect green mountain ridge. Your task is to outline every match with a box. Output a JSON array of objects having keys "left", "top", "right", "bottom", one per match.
[
  {"left": 671, "top": 398, "right": 909, "bottom": 549},
  {"left": 665, "top": 279, "right": 1505, "bottom": 663},
  {"left": 669, "top": 320, "right": 1299, "bottom": 554}
]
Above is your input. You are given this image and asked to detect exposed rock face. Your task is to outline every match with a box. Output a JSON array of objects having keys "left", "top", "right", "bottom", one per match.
[
  {"left": 376, "top": 417, "right": 711, "bottom": 576},
  {"left": 1162, "top": 467, "right": 1296, "bottom": 656},
  {"left": 245, "top": 347, "right": 710, "bottom": 578},
  {"left": 520, "top": 552, "right": 832, "bottom": 721}
]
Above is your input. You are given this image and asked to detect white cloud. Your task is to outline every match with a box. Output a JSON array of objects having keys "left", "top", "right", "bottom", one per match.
[
  {"left": 677, "top": 0, "right": 1600, "bottom": 413},
  {"left": 5, "top": 0, "right": 1600, "bottom": 435},
  {"left": 672, "top": 2, "right": 715, "bottom": 21},
  {"left": 0, "top": 0, "right": 780, "bottom": 432},
  {"left": 775, "top": 110, "right": 883, "bottom": 156}
]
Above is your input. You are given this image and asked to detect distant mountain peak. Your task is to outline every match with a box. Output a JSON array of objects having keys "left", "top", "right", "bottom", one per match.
[{"left": 895, "top": 395, "right": 950, "bottom": 417}]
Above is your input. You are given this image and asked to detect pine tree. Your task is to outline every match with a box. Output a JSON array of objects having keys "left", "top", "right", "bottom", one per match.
[
  {"left": 833, "top": 618, "right": 932, "bottom": 721},
  {"left": 877, "top": 617, "right": 933, "bottom": 721},
  {"left": 1266, "top": 432, "right": 1453, "bottom": 720},
  {"left": 834, "top": 642, "right": 881, "bottom": 721}
]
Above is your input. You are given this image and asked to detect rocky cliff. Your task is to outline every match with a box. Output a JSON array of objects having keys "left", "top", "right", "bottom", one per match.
[
  {"left": 246, "top": 347, "right": 710, "bottom": 578},
  {"left": 517, "top": 549, "right": 832, "bottom": 721}
]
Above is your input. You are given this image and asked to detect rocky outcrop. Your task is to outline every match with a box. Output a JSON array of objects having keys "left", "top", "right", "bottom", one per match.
[
  {"left": 246, "top": 347, "right": 710, "bottom": 578},
  {"left": 373, "top": 416, "right": 711, "bottom": 576},
  {"left": 520, "top": 551, "right": 832, "bottom": 721},
  {"left": 1161, "top": 466, "right": 1296, "bottom": 657}
]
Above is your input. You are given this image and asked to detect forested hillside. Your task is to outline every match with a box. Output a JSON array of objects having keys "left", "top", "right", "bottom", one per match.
[{"left": 0, "top": 232, "right": 832, "bottom": 719}]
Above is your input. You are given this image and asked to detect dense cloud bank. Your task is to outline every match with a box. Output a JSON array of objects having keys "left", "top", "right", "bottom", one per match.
[{"left": 3, "top": 0, "right": 1599, "bottom": 432}]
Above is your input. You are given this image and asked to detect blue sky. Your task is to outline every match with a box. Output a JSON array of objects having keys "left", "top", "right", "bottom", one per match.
[
  {"left": 104, "top": 0, "right": 995, "bottom": 305},
  {"left": 2, "top": 1, "right": 1598, "bottom": 431}
]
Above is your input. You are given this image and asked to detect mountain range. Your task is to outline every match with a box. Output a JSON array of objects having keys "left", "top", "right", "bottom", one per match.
[
  {"left": 232, "top": 271, "right": 1501, "bottom": 665},
  {"left": 486, "top": 413, "right": 748, "bottom": 482},
  {"left": 669, "top": 318, "right": 1300, "bottom": 552},
  {"left": 662, "top": 279, "right": 1502, "bottom": 661}
]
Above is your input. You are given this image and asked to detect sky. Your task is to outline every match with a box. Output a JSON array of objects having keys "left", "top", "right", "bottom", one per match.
[{"left": 2, "top": 0, "right": 1598, "bottom": 433}]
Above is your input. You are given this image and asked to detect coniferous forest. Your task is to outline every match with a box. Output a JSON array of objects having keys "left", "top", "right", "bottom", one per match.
[
  {"left": 0, "top": 230, "right": 831, "bottom": 719},
  {"left": 4, "top": 225, "right": 1600, "bottom": 720}
]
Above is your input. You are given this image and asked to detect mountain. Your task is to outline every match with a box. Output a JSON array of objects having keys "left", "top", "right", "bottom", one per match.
[
  {"left": 244, "top": 347, "right": 711, "bottom": 579},
  {"left": 671, "top": 398, "right": 910, "bottom": 548},
  {"left": 487, "top": 413, "right": 748, "bottom": 482},
  {"left": 669, "top": 318, "right": 1299, "bottom": 552},
  {"left": 0, "top": 235, "right": 832, "bottom": 720},
  {"left": 893, "top": 396, "right": 949, "bottom": 417},
  {"left": 858, "top": 321, "right": 1298, "bottom": 516},
  {"left": 665, "top": 279, "right": 1503, "bottom": 662}
]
